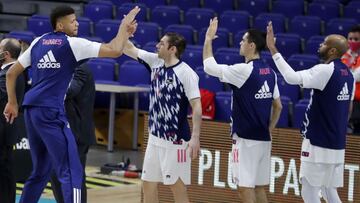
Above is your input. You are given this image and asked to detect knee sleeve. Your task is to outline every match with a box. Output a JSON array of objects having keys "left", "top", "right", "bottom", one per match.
[
  {"left": 321, "top": 187, "right": 341, "bottom": 203},
  {"left": 301, "top": 178, "right": 321, "bottom": 203}
]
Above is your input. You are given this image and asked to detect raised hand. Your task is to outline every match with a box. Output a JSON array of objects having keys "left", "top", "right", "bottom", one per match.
[
  {"left": 122, "top": 6, "right": 140, "bottom": 25},
  {"left": 127, "top": 20, "right": 138, "bottom": 37},
  {"left": 266, "top": 21, "right": 276, "bottom": 49},
  {"left": 205, "top": 17, "right": 218, "bottom": 41}
]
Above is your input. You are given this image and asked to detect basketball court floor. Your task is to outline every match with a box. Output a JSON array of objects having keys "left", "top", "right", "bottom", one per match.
[{"left": 16, "top": 146, "right": 143, "bottom": 203}]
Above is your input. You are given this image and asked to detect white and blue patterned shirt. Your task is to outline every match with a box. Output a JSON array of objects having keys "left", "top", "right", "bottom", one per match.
[{"left": 138, "top": 49, "right": 200, "bottom": 142}]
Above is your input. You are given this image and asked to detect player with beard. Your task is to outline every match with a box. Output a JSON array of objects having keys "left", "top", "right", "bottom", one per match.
[{"left": 267, "top": 21, "right": 354, "bottom": 203}]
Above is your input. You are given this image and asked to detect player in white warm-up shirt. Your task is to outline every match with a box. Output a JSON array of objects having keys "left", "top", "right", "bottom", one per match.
[
  {"left": 266, "top": 21, "right": 354, "bottom": 203},
  {"left": 123, "top": 32, "right": 202, "bottom": 203},
  {"left": 203, "top": 17, "right": 282, "bottom": 203}
]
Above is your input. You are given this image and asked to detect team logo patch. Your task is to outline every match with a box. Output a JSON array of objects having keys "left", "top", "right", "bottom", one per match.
[
  {"left": 255, "top": 80, "right": 272, "bottom": 99},
  {"left": 337, "top": 82, "right": 350, "bottom": 101},
  {"left": 301, "top": 151, "right": 309, "bottom": 157},
  {"left": 166, "top": 78, "right": 173, "bottom": 84},
  {"left": 37, "top": 50, "right": 61, "bottom": 69}
]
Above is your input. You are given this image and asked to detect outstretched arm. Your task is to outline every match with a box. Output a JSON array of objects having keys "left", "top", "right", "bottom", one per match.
[
  {"left": 123, "top": 40, "right": 140, "bottom": 60},
  {"left": 266, "top": 21, "right": 302, "bottom": 85},
  {"left": 98, "top": 6, "right": 140, "bottom": 58},
  {"left": 203, "top": 17, "right": 223, "bottom": 77}
]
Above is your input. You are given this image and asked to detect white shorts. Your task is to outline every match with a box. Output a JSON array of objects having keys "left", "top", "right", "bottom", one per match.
[
  {"left": 141, "top": 135, "right": 191, "bottom": 185},
  {"left": 231, "top": 135, "right": 271, "bottom": 188},
  {"left": 300, "top": 161, "right": 344, "bottom": 188}
]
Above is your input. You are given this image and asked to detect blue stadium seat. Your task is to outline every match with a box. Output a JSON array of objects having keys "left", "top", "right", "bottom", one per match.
[
  {"left": 164, "top": 24, "right": 195, "bottom": 44},
  {"left": 27, "top": 15, "right": 52, "bottom": 36},
  {"left": 6, "top": 31, "right": 35, "bottom": 44},
  {"left": 84, "top": 1, "right": 113, "bottom": 23},
  {"left": 136, "top": 0, "right": 167, "bottom": 9},
  {"left": 184, "top": 8, "right": 215, "bottom": 31},
  {"left": 260, "top": 51, "right": 277, "bottom": 71},
  {"left": 87, "top": 58, "right": 117, "bottom": 82},
  {"left": 87, "top": 58, "right": 117, "bottom": 108},
  {"left": 274, "top": 33, "right": 302, "bottom": 59},
  {"left": 277, "top": 96, "right": 291, "bottom": 127},
  {"left": 233, "top": 30, "right": 247, "bottom": 48},
  {"left": 215, "top": 48, "right": 244, "bottom": 65},
  {"left": 298, "top": 98, "right": 310, "bottom": 104},
  {"left": 216, "top": 91, "right": 231, "bottom": 97},
  {"left": 278, "top": 76, "right": 300, "bottom": 104},
  {"left": 94, "top": 19, "right": 121, "bottom": 42},
  {"left": 325, "top": 18, "right": 358, "bottom": 36},
  {"left": 238, "top": 0, "right": 269, "bottom": 17},
  {"left": 271, "top": 0, "right": 304, "bottom": 19},
  {"left": 215, "top": 93, "right": 231, "bottom": 122},
  {"left": 168, "top": 0, "right": 201, "bottom": 11},
  {"left": 133, "top": 22, "right": 160, "bottom": 47},
  {"left": 288, "top": 54, "right": 319, "bottom": 71},
  {"left": 344, "top": 1, "right": 360, "bottom": 20},
  {"left": 196, "top": 70, "right": 223, "bottom": 93},
  {"left": 307, "top": 2, "right": 340, "bottom": 22},
  {"left": 110, "top": 0, "right": 133, "bottom": 6},
  {"left": 118, "top": 61, "right": 151, "bottom": 86},
  {"left": 202, "top": 0, "right": 235, "bottom": 15},
  {"left": 254, "top": 13, "right": 286, "bottom": 33},
  {"left": 294, "top": 102, "right": 308, "bottom": 128},
  {"left": 116, "top": 3, "right": 147, "bottom": 22},
  {"left": 142, "top": 41, "right": 158, "bottom": 52},
  {"left": 77, "top": 17, "right": 92, "bottom": 37},
  {"left": 198, "top": 27, "right": 229, "bottom": 50},
  {"left": 151, "top": 6, "right": 181, "bottom": 29},
  {"left": 136, "top": 84, "right": 150, "bottom": 111},
  {"left": 219, "top": 10, "right": 250, "bottom": 35},
  {"left": 305, "top": 35, "right": 325, "bottom": 55},
  {"left": 302, "top": 88, "right": 312, "bottom": 99},
  {"left": 289, "top": 15, "right": 321, "bottom": 40},
  {"left": 182, "top": 45, "right": 203, "bottom": 69}
]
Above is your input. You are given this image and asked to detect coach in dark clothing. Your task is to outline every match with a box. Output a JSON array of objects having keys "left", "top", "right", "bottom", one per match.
[
  {"left": 51, "top": 63, "right": 96, "bottom": 203},
  {"left": 0, "top": 38, "right": 25, "bottom": 203}
]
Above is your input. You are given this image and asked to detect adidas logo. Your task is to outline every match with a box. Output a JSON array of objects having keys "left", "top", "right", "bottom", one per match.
[
  {"left": 255, "top": 80, "right": 272, "bottom": 99},
  {"left": 337, "top": 82, "right": 350, "bottom": 101},
  {"left": 37, "top": 50, "right": 61, "bottom": 69}
]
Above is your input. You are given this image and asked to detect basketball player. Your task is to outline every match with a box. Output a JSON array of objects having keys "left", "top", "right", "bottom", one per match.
[
  {"left": 266, "top": 21, "right": 354, "bottom": 203},
  {"left": 123, "top": 32, "right": 202, "bottom": 203},
  {"left": 203, "top": 17, "right": 282, "bottom": 203},
  {"left": 3, "top": 5, "right": 139, "bottom": 203}
]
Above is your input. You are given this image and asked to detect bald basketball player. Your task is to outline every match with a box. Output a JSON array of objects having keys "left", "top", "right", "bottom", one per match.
[{"left": 266, "top": 21, "right": 354, "bottom": 203}]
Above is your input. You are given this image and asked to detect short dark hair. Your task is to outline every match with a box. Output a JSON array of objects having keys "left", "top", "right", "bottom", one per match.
[
  {"left": 164, "top": 32, "right": 186, "bottom": 59},
  {"left": 246, "top": 29, "right": 267, "bottom": 54},
  {"left": 3, "top": 38, "right": 21, "bottom": 59},
  {"left": 349, "top": 25, "right": 360, "bottom": 33},
  {"left": 50, "top": 6, "right": 75, "bottom": 30}
]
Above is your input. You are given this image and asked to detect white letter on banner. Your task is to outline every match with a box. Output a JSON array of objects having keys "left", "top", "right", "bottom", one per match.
[
  {"left": 270, "top": 156, "right": 284, "bottom": 193},
  {"left": 345, "top": 164, "right": 359, "bottom": 201},
  {"left": 198, "top": 149, "right": 212, "bottom": 185},
  {"left": 227, "top": 152, "right": 237, "bottom": 189},
  {"left": 214, "top": 150, "right": 225, "bottom": 188},
  {"left": 283, "top": 158, "right": 300, "bottom": 196}
]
